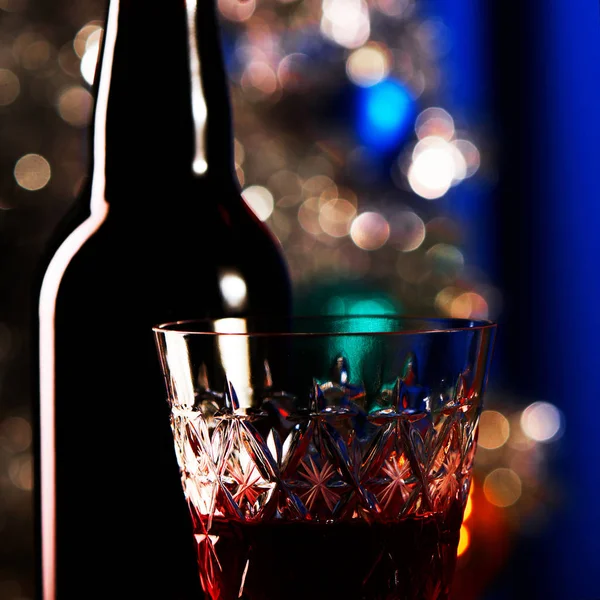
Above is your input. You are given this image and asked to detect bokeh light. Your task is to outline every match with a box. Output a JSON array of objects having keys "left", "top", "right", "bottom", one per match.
[
  {"left": 218, "top": 0, "right": 256, "bottom": 22},
  {"left": 375, "top": 0, "right": 414, "bottom": 18},
  {"left": 234, "top": 139, "right": 245, "bottom": 165},
  {"left": 298, "top": 197, "right": 323, "bottom": 236},
  {"left": 21, "top": 38, "right": 52, "bottom": 71},
  {"left": 453, "top": 139, "right": 481, "bottom": 178},
  {"left": 350, "top": 211, "right": 390, "bottom": 250},
  {"left": 346, "top": 43, "right": 391, "bottom": 87},
  {"left": 415, "top": 107, "right": 455, "bottom": 140},
  {"left": 322, "top": 291, "right": 397, "bottom": 316},
  {"left": 57, "top": 86, "right": 93, "bottom": 127},
  {"left": 348, "top": 297, "right": 396, "bottom": 315},
  {"left": 358, "top": 79, "right": 415, "bottom": 150},
  {"left": 235, "top": 165, "right": 245, "bottom": 187},
  {"left": 478, "top": 410, "right": 510, "bottom": 450},
  {"left": 0, "top": 69, "right": 20, "bottom": 106},
  {"left": 457, "top": 525, "right": 470, "bottom": 557},
  {"left": 506, "top": 412, "right": 536, "bottom": 451},
  {"left": 426, "top": 243, "right": 464, "bottom": 276},
  {"left": 407, "top": 136, "right": 465, "bottom": 199},
  {"left": 463, "top": 486, "right": 474, "bottom": 521},
  {"left": 269, "top": 210, "right": 292, "bottom": 242},
  {"left": 80, "top": 27, "right": 103, "bottom": 86},
  {"left": 434, "top": 286, "right": 461, "bottom": 315},
  {"left": 319, "top": 198, "right": 356, "bottom": 237},
  {"left": 58, "top": 41, "right": 81, "bottom": 77},
  {"left": 0, "top": 416, "right": 32, "bottom": 453},
  {"left": 321, "top": 0, "right": 371, "bottom": 49},
  {"left": 389, "top": 210, "right": 425, "bottom": 252},
  {"left": 521, "top": 401, "right": 564, "bottom": 443},
  {"left": 242, "top": 185, "right": 275, "bottom": 221},
  {"left": 450, "top": 291, "right": 489, "bottom": 319},
  {"left": 8, "top": 455, "right": 33, "bottom": 491},
  {"left": 303, "top": 175, "right": 337, "bottom": 199},
  {"left": 277, "top": 53, "right": 311, "bottom": 93},
  {"left": 298, "top": 154, "right": 335, "bottom": 179},
  {"left": 12, "top": 32, "right": 35, "bottom": 63},
  {"left": 74, "top": 21, "right": 103, "bottom": 58},
  {"left": 241, "top": 60, "right": 278, "bottom": 99},
  {"left": 269, "top": 170, "right": 303, "bottom": 207},
  {"left": 483, "top": 468, "right": 522, "bottom": 508},
  {"left": 14, "top": 154, "right": 51, "bottom": 191}
]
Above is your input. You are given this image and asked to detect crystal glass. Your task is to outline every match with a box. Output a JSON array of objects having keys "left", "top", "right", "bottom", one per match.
[{"left": 153, "top": 316, "right": 496, "bottom": 600}]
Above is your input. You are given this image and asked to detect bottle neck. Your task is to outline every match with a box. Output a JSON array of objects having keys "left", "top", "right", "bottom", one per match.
[{"left": 90, "top": 0, "right": 235, "bottom": 207}]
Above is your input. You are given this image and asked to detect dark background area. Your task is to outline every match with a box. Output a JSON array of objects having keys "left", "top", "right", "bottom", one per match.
[{"left": 0, "top": 0, "right": 599, "bottom": 598}]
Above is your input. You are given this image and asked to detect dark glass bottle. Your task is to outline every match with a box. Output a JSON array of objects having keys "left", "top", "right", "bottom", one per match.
[{"left": 32, "top": 0, "right": 292, "bottom": 598}]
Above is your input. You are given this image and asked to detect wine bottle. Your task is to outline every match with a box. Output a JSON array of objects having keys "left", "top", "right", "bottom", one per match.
[{"left": 32, "top": 0, "right": 292, "bottom": 598}]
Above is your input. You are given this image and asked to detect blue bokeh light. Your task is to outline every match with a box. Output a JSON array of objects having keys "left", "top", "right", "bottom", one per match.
[{"left": 356, "top": 79, "right": 415, "bottom": 151}]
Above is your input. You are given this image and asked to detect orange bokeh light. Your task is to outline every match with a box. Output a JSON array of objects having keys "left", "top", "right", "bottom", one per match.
[
  {"left": 463, "top": 491, "right": 473, "bottom": 521},
  {"left": 457, "top": 525, "right": 470, "bottom": 557}
]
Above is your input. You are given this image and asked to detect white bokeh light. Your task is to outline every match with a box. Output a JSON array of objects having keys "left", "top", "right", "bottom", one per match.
[
  {"left": 521, "top": 401, "right": 564, "bottom": 443},
  {"left": 407, "top": 136, "right": 467, "bottom": 200},
  {"left": 80, "top": 29, "right": 102, "bottom": 86},
  {"left": 321, "top": 0, "right": 371, "bottom": 50},
  {"left": 242, "top": 185, "right": 275, "bottom": 221}
]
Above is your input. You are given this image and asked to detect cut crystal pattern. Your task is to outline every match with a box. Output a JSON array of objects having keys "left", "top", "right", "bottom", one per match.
[{"left": 155, "top": 323, "right": 494, "bottom": 600}]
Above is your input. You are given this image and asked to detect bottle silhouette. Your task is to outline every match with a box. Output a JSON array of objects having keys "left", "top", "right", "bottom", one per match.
[{"left": 32, "top": 0, "right": 292, "bottom": 598}]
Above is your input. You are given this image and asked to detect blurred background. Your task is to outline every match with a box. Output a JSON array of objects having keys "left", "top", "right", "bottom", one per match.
[{"left": 1, "top": 0, "right": 599, "bottom": 599}]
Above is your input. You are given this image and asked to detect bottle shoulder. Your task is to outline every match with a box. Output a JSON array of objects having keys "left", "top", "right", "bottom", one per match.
[
  {"left": 39, "top": 180, "right": 292, "bottom": 320},
  {"left": 41, "top": 176, "right": 273, "bottom": 251}
]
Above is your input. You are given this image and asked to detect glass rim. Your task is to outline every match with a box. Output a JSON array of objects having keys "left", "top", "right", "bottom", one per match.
[{"left": 152, "top": 314, "right": 497, "bottom": 337}]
